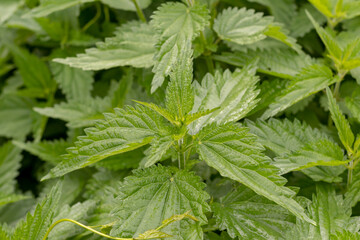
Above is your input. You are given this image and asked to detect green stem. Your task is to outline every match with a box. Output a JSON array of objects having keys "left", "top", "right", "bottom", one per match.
[
  {"left": 42, "top": 219, "right": 132, "bottom": 240},
  {"left": 104, "top": 5, "right": 110, "bottom": 22},
  {"left": 131, "top": 0, "right": 146, "bottom": 23},
  {"left": 82, "top": 3, "right": 101, "bottom": 32}
]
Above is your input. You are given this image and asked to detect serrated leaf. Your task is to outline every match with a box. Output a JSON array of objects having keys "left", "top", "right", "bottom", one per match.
[
  {"left": 0, "top": 94, "right": 38, "bottom": 140},
  {"left": 285, "top": 184, "right": 356, "bottom": 239},
  {"left": 12, "top": 181, "right": 62, "bottom": 240},
  {"left": 42, "top": 105, "right": 168, "bottom": 180},
  {"left": 165, "top": 42, "right": 194, "bottom": 121},
  {"left": 307, "top": 11, "right": 343, "bottom": 61},
  {"left": 213, "top": 7, "right": 273, "bottom": 45},
  {"left": 274, "top": 139, "right": 346, "bottom": 182},
  {"left": 9, "top": 45, "right": 55, "bottom": 98},
  {"left": 13, "top": 139, "right": 70, "bottom": 164},
  {"left": 48, "top": 200, "right": 96, "bottom": 240},
  {"left": 143, "top": 135, "right": 174, "bottom": 167},
  {"left": 189, "top": 64, "right": 260, "bottom": 134},
  {"left": 345, "top": 166, "right": 360, "bottom": 207},
  {"left": 247, "top": 118, "right": 345, "bottom": 182},
  {"left": 331, "top": 230, "right": 360, "bottom": 240},
  {"left": 110, "top": 166, "right": 210, "bottom": 239},
  {"left": 308, "top": 0, "right": 335, "bottom": 18},
  {"left": 55, "top": 21, "right": 156, "bottom": 70},
  {"left": 345, "top": 86, "right": 360, "bottom": 123},
  {"left": 34, "top": 97, "right": 112, "bottom": 128},
  {"left": 96, "top": 147, "right": 145, "bottom": 170},
  {"left": 196, "top": 123, "right": 315, "bottom": 225},
  {"left": 50, "top": 60, "right": 93, "bottom": 102},
  {"left": 262, "top": 64, "right": 335, "bottom": 119},
  {"left": 290, "top": 3, "right": 327, "bottom": 38},
  {"left": 264, "top": 23, "right": 301, "bottom": 52},
  {"left": 326, "top": 87, "right": 355, "bottom": 153},
  {"left": 24, "top": 0, "right": 94, "bottom": 18},
  {"left": 212, "top": 185, "right": 295, "bottom": 239},
  {"left": 213, "top": 49, "right": 314, "bottom": 79},
  {"left": 134, "top": 100, "right": 179, "bottom": 126},
  {"left": 150, "top": 2, "right": 209, "bottom": 91}
]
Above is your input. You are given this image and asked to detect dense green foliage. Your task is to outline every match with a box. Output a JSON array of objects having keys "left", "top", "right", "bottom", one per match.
[{"left": 1, "top": 0, "right": 360, "bottom": 239}]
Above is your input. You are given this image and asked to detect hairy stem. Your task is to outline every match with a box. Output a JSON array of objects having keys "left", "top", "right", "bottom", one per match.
[
  {"left": 131, "top": 0, "right": 146, "bottom": 23},
  {"left": 42, "top": 219, "right": 132, "bottom": 240}
]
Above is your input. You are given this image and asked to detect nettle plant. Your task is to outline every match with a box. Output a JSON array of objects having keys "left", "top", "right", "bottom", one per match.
[{"left": 1, "top": 0, "right": 360, "bottom": 239}]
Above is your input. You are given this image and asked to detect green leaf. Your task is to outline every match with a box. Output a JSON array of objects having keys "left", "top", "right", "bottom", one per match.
[
  {"left": 196, "top": 123, "right": 315, "bottom": 225},
  {"left": 0, "top": 0, "right": 20, "bottom": 24},
  {"left": 165, "top": 41, "right": 194, "bottom": 122},
  {"left": 50, "top": 60, "right": 94, "bottom": 102},
  {"left": 246, "top": 118, "right": 329, "bottom": 156},
  {"left": 289, "top": 3, "right": 327, "bottom": 38},
  {"left": 55, "top": 21, "right": 156, "bottom": 70},
  {"left": 262, "top": 64, "right": 335, "bottom": 119},
  {"left": 143, "top": 135, "right": 174, "bottom": 167},
  {"left": 246, "top": 118, "right": 345, "bottom": 182},
  {"left": 96, "top": 147, "right": 145, "bottom": 170},
  {"left": 100, "top": 0, "right": 151, "bottom": 11},
  {"left": 9, "top": 45, "right": 56, "bottom": 98},
  {"left": 0, "top": 143, "right": 23, "bottom": 206},
  {"left": 306, "top": 11, "right": 343, "bottom": 61},
  {"left": 285, "top": 184, "right": 356, "bottom": 239},
  {"left": 274, "top": 139, "right": 346, "bottom": 182},
  {"left": 345, "top": 166, "right": 360, "bottom": 207},
  {"left": 264, "top": 24, "right": 301, "bottom": 52},
  {"left": 345, "top": 86, "right": 360, "bottom": 123},
  {"left": 331, "top": 230, "right": 360, "bottom": 240},
  {"left": 42, "top": 105, "right": 168, "bottom": 180},
  {"left": 213, "top": 49, "right": 314, "bottom": 79},
  {"left": 0, "top": 94, "right": 37, "bottom": 139},
  {"left": 12, "top": 181, "right": 62, "bottom": 240},
  {"left": 24, "top": 0, "right": 94, "bottom": 18},
  {"left": 308, "top": 0, "right": 335, "bottom": 18},
  {"left": 150, "top": 2, "right": 209, "bottom": 92},
  {"left": 48, "top": 200, "right": 96, "bottom": 240},
  {"left": 189, "top": 64, "right": 259, "bottom": 134},
  {"left": 326, "top": 87, "right": 355, "bottom": 153},
  {"left": 13, "top": 139, "right": 71, "bottom": 164},
  {"left": 212, "top": 185, "right": 295, "bottom": 239},
  {"left": 213, "top": 7, "right": 273, "bottom": 45},
  {"left": 34, "top": 97, "right": 112, "bottom": 128},
  {"left": 110, "top": 165, "right": 210, "bottom": 239}
]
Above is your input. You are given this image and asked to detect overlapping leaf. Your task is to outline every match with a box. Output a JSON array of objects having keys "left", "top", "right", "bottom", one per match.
[
  {"left": 150, "top": 1, "right": 209, "bottom": 91},
  {"left": 262, "top": 64, "right": 335, "bottom": 119},
  {"left": 55, "top": 21, "right": 156, "bottom": 70},
  {"left": 110, "top": 165, "right": 210, "bottom": 239},
  {"left": 196, "top": 123, "right": 315, "bottom": 224},
  {"left": 42, "top": 105, "right": 169, "bottom": 180},
  {"left": 212, "top": 185, "right": 295, "bottom": 239},
  {"left": 189, "top": 64, "right": 260, "bottom": 134}
]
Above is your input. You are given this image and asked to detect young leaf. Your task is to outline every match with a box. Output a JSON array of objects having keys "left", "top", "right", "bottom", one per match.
[
  {"left": 143, "top": 135, "right": 174, "bottom": 167},
  {"left": 262, "top": 64, "right": 335, "bottom": 119},
  {"left": 213, "top": 7, "right": 273, "bottom": 45},
  {"left": 331, "top": 230, "right": 360, "bottom": 240},
  {"left": 42, "top": 105, "right": 168, "bottom": 180},
  {"left": 189, "top": 64, "right": 260, "bottom": 134},
  {"left": 196, "top": 123, "right": 315, "bottom": 225},
  {"left": 326, "top": 87, "right": 355, "bottom": 153},
  {"left": 110, "top": 165, "right": 210, "bottom": 239},
  {"left": 12, "top": 181, "right": 62, "bottom": 240},
  {"left": 55, "top": 21, "right": 156, "bottom": 70},
  {"left": 212, "top": 185, "right": 295, "bottom": 239},
  {"left": 150, "top": 1, "right": 209, "bottom": 91},
  {"left": 165, "top": 41, "right": 194, "bottom": 122}
]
